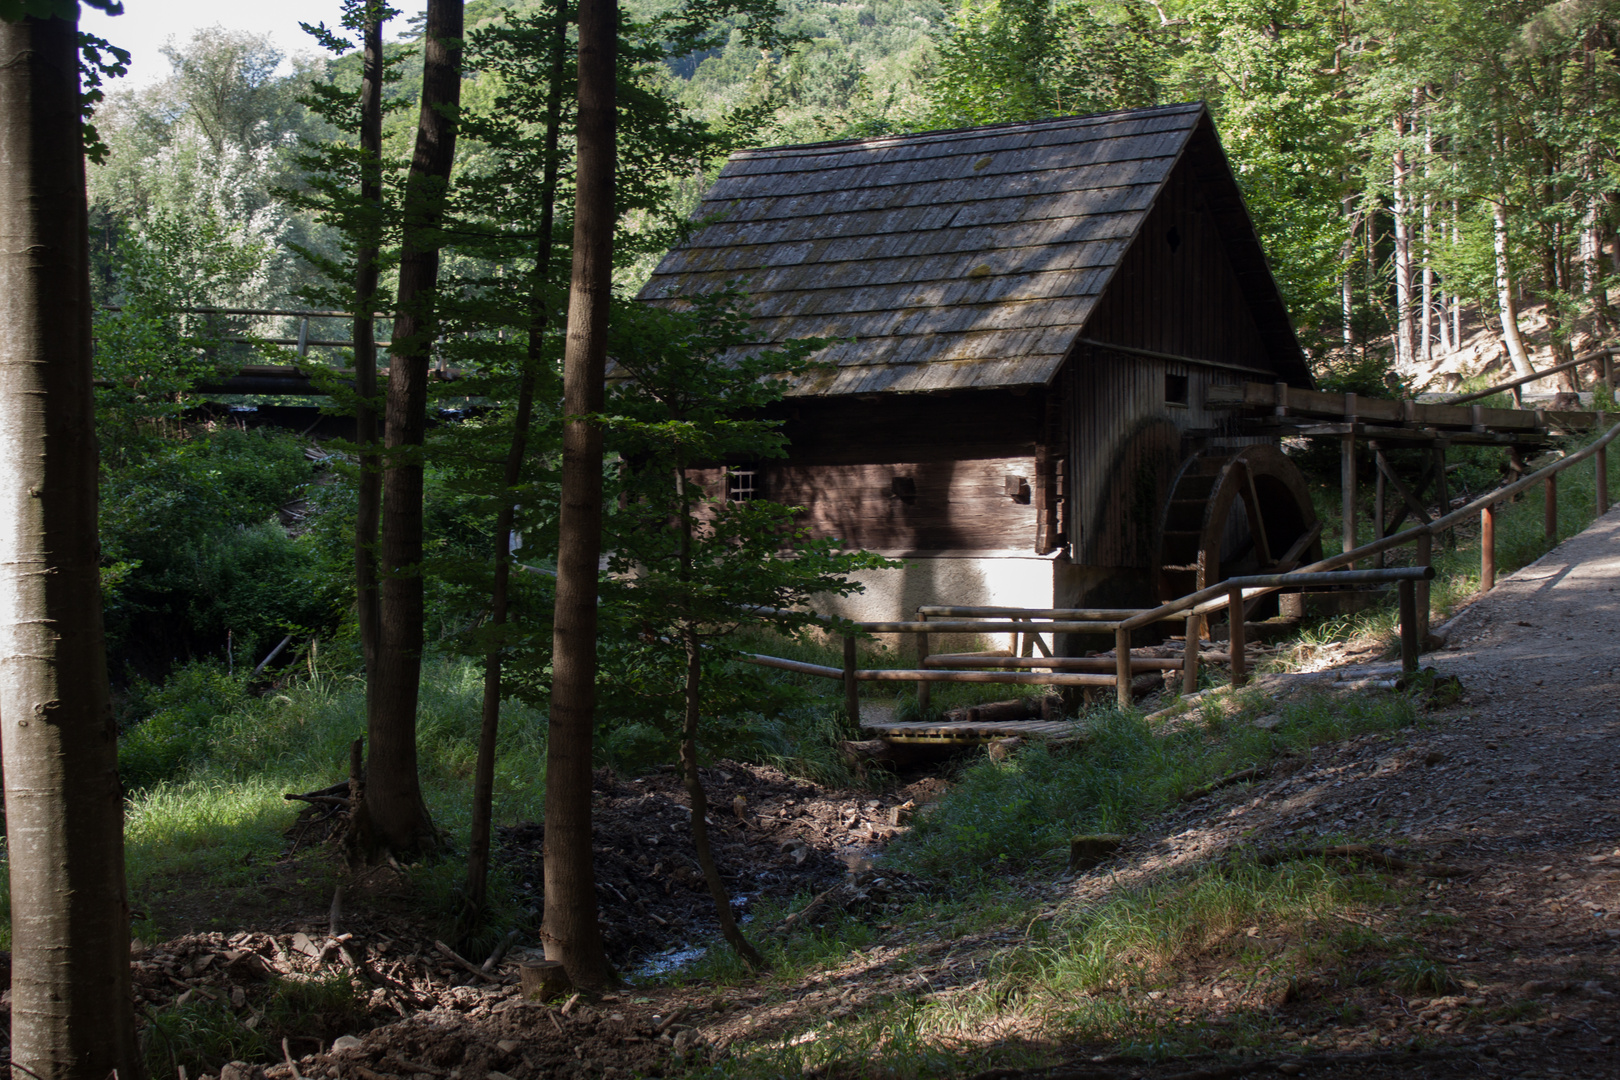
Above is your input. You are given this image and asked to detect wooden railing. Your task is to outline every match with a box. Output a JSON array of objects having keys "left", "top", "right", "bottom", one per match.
[{"left": 737, "top": 417, "right": 1620, "bottom": 725}]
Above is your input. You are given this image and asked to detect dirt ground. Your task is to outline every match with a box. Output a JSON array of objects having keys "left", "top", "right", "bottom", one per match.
[{"left": 33, "top": 512, "right": 1620, "bottom": 1080}]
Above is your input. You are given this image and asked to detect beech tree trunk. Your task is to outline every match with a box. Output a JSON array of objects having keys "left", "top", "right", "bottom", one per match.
[
  {"left": 355, "top": 2, "right": 386, "bottom": 680},
  {"left": 464, "top": 0, "right": 569, "bottom": 923},
  {"left": 1492, "top": 197, "right": 1535, "bottom": 377},
  {"left": 367, "top": 0, "right": 464, "bottom": 857},
  {"left": 0, "top": 13, "right": 139, "bottom": 1077},
  {"left": 542, "top": 0, "right": 616, "bottom": 988},
  {"left": 1420, "top": 122, "right": 1434, "bottom": 365},
  {"left": 1391, "top": 112, "right": 1414, "bottom": 368}
]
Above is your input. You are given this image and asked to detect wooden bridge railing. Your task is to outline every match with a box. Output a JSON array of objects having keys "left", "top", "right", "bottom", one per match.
[{"left": 739, "top": 419, "right": 1620, "bottom": 725}]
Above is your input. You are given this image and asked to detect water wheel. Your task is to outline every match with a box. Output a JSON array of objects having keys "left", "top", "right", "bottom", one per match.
[{"left": 1157, "top": 445, "right": 1321, "bottom": 603}]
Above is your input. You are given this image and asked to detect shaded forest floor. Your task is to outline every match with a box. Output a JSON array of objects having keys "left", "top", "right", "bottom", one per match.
[{"left": 107, "top": 512, "right": 1619, "bottom": 1080}]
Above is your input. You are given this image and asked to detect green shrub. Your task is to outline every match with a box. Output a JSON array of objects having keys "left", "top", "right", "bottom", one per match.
[{"left": 119, "top": 661, "right": 249, "bottom": 789}]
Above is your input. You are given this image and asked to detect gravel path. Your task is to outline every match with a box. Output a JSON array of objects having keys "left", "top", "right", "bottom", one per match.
[{"left": 1036, "top": 508, "right": 1620, "bottom": 1078}]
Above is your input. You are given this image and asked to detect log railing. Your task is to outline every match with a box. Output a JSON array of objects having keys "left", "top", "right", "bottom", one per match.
[{"left": 737, "top": 419, "right": 1618, "bottom": 725}]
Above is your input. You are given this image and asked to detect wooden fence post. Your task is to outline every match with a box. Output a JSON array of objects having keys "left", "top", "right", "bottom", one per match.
[
  {"left": 1182, "top": 612, "right": 1200, "bottom": 696},
  {"left": 1398, "top": 579, "right": 1418, "bottom": 674},
  {"left": 1340, "top": 430, "right": 1358, "bottom": 567},
  {"left": 1415, "top": 528, "right": 1432, "bottom": 642},
  {"left": 1227, "top": 586, "right": 1247, "bottom": 687},
  {"left": 1114, "top": 626, "right": 1132, "bottom": 708},
  {"left": 1598, "top": 415, "right": 1610, "bottom": 517},
  {"left": 915, "top": 630, "right": 931, "bottom": 714},
  {"left": 1545, "top": 471, "right": 1558, "bottom": 545},
  {"left": 842, "top": 635, "right": 860, "bottom": 726},
  {"left": 1481, "top": 502, "right": 1496, "bottom": 590}
]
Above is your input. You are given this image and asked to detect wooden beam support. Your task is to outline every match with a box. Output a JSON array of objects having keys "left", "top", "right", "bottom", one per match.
[
  {"left": 1415, "top": 528, "right": 1432, "bottom": 642},
  {"left": 1398, "top": 579, "right": 1418, "bottom": 674},
  {"left": 1545, "top": 471, "right": 1558, "bottom": 545},
  {"left": 915, "top": 630, "right": 930, "bottom": 714},
  {"left": 1599, "top": 414, "right": 1610, "bottom": 517},
  {"left": 1340, "top": 431, "right": 1358, "bottom": 564},
  {"left": 843, "top": 635, "right": 860, "bottom": 725},
  {"left": 1182, "top": 613, "right": 1201, "bottom": 696},
  {"left": 1228, "top": 586, "right": 1247, "bottom": 687},
  {"left": 1115, "top": 627, "right": 1132, "bottom": 708},
  {"left": 1481, "top": 503, "right": 1496, "bottom": 590}
]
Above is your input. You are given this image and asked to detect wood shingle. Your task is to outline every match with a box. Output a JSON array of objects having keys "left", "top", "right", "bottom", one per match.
[{"left": 636, "top": 102, "right": 1307, "bottom": 395}]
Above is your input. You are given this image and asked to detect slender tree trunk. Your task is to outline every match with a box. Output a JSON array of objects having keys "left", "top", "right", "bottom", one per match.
[
  {"left": 1392, "top": 112, "right": 1414, "bottom": 369},
  {"left": 1340, "top": 194, "right": 1358, "bottom": 352},
  {"left": 1451, "top": 201, "right": 1463, "bottom": 347},
  {"left": 1420, "top": 122, "right": 1434, "bottom": 366},
  {"left": 465, "top": 0, "right": 569, "bottom": 923},
  {"left": 355, "top": 3, "right": 386, "bottom": 683},
  {"left": 670, "top": 467, "right": 766, "bottom": 969},
  {"left": 542, "top": 0, "right": 616, "bottom": 988},
  {"left": 680, "top": 625, "right": 767, "bottom": 970},
  {"left": 1493, "top": 197, "right": 1535, "bottom": 377},
  {"left": 368, "top": 0, "right": 464, "bottom": 857},
  {"left": 0, "top": 14, "right": 138, "bottom": 1078}
]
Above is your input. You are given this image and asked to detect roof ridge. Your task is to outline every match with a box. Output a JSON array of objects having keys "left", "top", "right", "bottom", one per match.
[{"left": 733, "top": 102, "right": 1207, "bottom": 159}]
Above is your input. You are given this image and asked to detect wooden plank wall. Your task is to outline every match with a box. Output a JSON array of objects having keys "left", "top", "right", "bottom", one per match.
[
  {"left": 688, "top": 391, "right": 1048, "bottom": 552},
  {"left": 1068, "top": 157, "right": 1282, "bottom": 570}
]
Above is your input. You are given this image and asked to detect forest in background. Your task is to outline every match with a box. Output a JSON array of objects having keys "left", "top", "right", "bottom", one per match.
[
  {"left": 6, "top": 0, "right": 1612, "bottom": 1067},
  {"left": 81, "top": 0, "right": 1620, "bottom": 818}
]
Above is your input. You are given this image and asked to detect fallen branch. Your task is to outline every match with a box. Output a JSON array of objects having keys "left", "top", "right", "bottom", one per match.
[
  {"left": 779, "top": 883, "right": 841, "bottom": 931},
  {"left": 282, "top": 1038, "right": 305, "bottom": 1080},
  {"left": 1180, "top": 767, "right": 1262, "bottom": 801},
  {"left": 434, "top": 939, "right": 493, "bottom": 982},
  {"left": 284, "top": 793, "right": 348, "bottom": 808}
]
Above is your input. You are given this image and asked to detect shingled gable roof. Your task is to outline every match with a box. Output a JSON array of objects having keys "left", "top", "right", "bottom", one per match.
[{"left": 636, "top": 102, "right": 1310, "bottom": 396}]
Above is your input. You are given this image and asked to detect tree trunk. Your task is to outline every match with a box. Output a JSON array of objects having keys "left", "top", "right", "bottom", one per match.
[
  {"left": 1419, "top": 122, "right": 1434, "bottom": 366},
  {"left": 680, "top": 624, "right": 767, "bottom": 970},
  {"left": 464, "top": 0, "right": 569, "bottom": 925},
  {"left": 1492, "top": 196, "right": 1536, "bottom": 378},
  {"left": 0, "top": 13, "right": 139, "bottom": 1078},
  {"left": 1451, "top": 201, "right": 1463, "bottom": 347},
  {"left": 355, "top": 2, "right": 386, "bottom": 682},
  {"left": 1391, "top": 112, "right": 1414, "bottom": 369},
  {"left": 1340, "top": 194, "right": 1358, "bottom": 352},
  {"left": 368, "top": 0, "right": 464, "bottom": 858},
  {"left": 542, "top": 0, "right": 616, "bottom": 989}
]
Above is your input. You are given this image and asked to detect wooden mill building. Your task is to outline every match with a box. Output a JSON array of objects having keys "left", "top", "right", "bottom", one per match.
[{"left": 637, "top": 102, "right": 1324, "bottom": 623}]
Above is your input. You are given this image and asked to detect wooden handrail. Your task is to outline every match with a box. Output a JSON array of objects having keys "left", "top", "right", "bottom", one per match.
[{"left": 1444, "top": 345, "right": 1616, "bottom": 406}]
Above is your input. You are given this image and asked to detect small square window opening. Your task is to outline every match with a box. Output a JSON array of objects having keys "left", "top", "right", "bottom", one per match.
[
  {"left": 1165, "top": 372, "right": 1189, "bottom": 407},
  {"left": 727, "top": 468, "right": 758, "bottom": 502}
]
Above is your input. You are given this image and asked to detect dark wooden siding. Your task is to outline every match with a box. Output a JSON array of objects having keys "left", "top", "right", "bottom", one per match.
[
  {"left": 1080, "top": 160, "right": 1269, "bottom": 364},
  {"left": 1066, "top": 156, "right": 1277, "bottom": 569},
  {"left": 696, "top": 392, "right": 1045, "bottom": 551}
]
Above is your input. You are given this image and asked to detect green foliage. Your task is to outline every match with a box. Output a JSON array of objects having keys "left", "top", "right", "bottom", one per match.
[
  {"left": 118, "top": 661, "right": 249, "bottom": 789},
  {"left": 598, "top": 290, "right": 895, "bottom": 756},
  {"left": 100, "top": 426, "right": 339, "bottom": 676},
  {"left": 927, "top": 0, "right": 1162, "bottom": 126}
]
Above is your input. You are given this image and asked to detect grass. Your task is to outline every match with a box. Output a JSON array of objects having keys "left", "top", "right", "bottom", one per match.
[
  {"left": 888, "top": 689, "right": 1419, "bottom": 881},
  {"left": 693, "top": 853, "right": 1437, "bottom": 1078}
]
